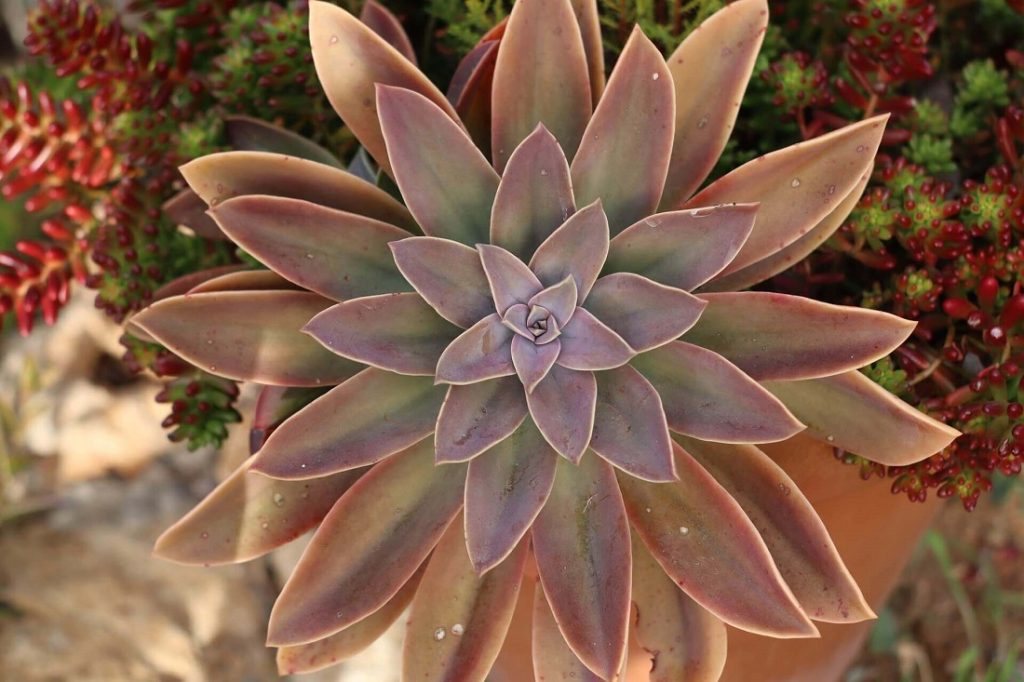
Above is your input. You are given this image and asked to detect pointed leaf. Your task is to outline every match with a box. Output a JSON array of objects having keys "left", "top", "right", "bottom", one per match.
[
  {"left": 532, "top": 584, "right": 604, "bottom": 682},
  {"left": 630, "top": 534, "right": 727, "bottom": 682},
  {"left": 449, "top": 41, "right": 500, "bottom": 155},
  {"left": 378, "top": 85, "right": 498, "bottom": 244},
  {"left": 557, "top": 308, "right": 635, "bottom": 371},
  {"left": 403, "top": 518, "right": 527, "bottom": 682},
  {"left": 632, "top": 342, "right": 803, "bottom": 444},
  {"left": 359, "top": 0, "right": 417, "bottom": 65},
  {"left": 151, "top": 264, "right": 246, "bottom": 301},
  {"left": 132, "top": 291, "right": 360, "bottom": 387},
  {"left": 224, "top": 115, "right": 343, "bottom": 168},
  {"left": 571, "top": 28, "right": 674, "bottom": 235},
  {"left": 250, "top": 386, "right": 328, "bottom": 454},
  {"left": 661, "top": 0, "right": 769, "bottom": 207},
  {"left": 478, "top": 244, "right": 543, "bottom": 314},
  {"left": 684, "top": 292, "right": 915, "bottom": 381},
  {"left": 591, "top": 365, "right": 675, "bottom": 482},
  {"left": 686, "top": 115, "right": 888, "bottom": 275},
  {"left": 188, "top": 269, "right": 299, "bottom": 294},
  {"left": 276, "top": 567, "right": 425, "bottom": 675},
  {"left": 308, "top": 1, "right": 457, "bottom": 175},
  {"left": 606, "top": 204, "right": 758, "bottom": 291},
  {"left": 532, "top": 455, "right": 631, "bottom": 680},
  {"left": 529, "top": 276, "right": 578, "bottom": 325},
  {"left": 585, "top": 273, "right": 706, "bottom": 352},
  {"left": 267, "top": 439, "right": 465, "bottom": 645},
  {"left": 436, "top": 377, "right": 529, "bottom": 463},
  {"left": 679, "top": 437, "right": 874, "bottom": 624},
  {"left": 390, "top": 237, "right": 494, "bottom": 328},
  {"left": 304, "top": 293, "right": 459, "bottom": 376},
  {"left": 154, "top": 460, "right": 360, "bottom": 566},
  {"left": 180, "top": 151, "right": 415, "bottom": 230},
  {"left": 436, "top": 314, "right": 516, "bottom": 384},
  {"left": 465, "top": 418, "right": 558, "bottom": 574},
  {"left": 704, "top": 164, "right": 872, "bottom": 292},
  {"left": 764, "top": 370, "right": 960, "bottom": 465},
  {"left": 526, "top": 365, "right": 597, "bottom": 462},
  {"left": 252, "top": 369, "right": 446, "bottom": 479},
  {"left": 163, "top": 188, "right": 226, "bottom": 240},
  {"left": 568, "top": 0, "right": 605, "bottom": 105},
  {"left": 530, "top": 200, "right": 608, "bottom": 301},
  {"left": 511, "top": 335, "right": 561, "bottom": 393},
  {"left": 617, "top": 443, "right": 818, "bottom": 638},
  {"left": 491, "top": 125, "right": 576, "bottom": 260},
  {"left": 491, "top": 0, "right": 592, "bottom": 172},
  {"left": 210, "top": 195, "right": 413, "bottom": 301}
]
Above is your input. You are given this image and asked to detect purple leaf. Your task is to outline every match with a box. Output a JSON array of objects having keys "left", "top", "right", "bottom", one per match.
[
  {"left": 359, "top": 0, "right": 417, "bottom": 65},
  {"left": 526, "top": 365, "right": 597, "bottom": 462},
  {"left": 435, "top": 314, "right": 516, "bottom": 385},
  {"left": 449, "top": 41, "right": 499, "bottom": 156},
  {"left": 585, "top": 273, "right": 706, "bottom": 352},
  {"left": 224, "top": 115, "right": 343, "bottom": 168},
  {"left": 632, "top": 342, "right": 804, "bottom": 444},
  {"left": 528, "top": 276, "right": 578, "bottom": 326},
  {"left": 390, "top": 237, "right": 494, "bottom": 328},
  {"left": 465, "top": 418, "right": 558, "bottom": 574},
  {"left": 556, "top": 308, "right": 635, "bottom": 371},
  {"left": 591, "top": 365, "right": 676, "bottom": 482},
  {"left": 529, "top": 200, "right": 609, "bottom": 301},
  {"left": 435, "top": 377, "right": 529, "bottom": 463},
  {"left": 187, "top": 269, "right": 300, "bottom": 295},
  {"left": 511, "top": 335, "right": 562, "bottom": 393},
  {"left": 304, "top": 293, "right": 460, "bottom": 376},
  {"left": 532, "top": 455, "right": 631, "bottom": 680},
  {"left": 477, "top": 244, "right": 543, "bottom": 314},
  {"left": 377, "top": 85, "right": 499, "bottom": 244},
  {"left": 163, "top": 188, "right": 226, "bottom": 239},
  {"left": 532, "top": 584, "right": 604, "bottom": 682},
  {"left": 251, "top": 370, "right": 445, "bottom": 479}
]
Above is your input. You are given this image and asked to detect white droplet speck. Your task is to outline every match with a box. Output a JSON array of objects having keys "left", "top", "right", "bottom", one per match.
[
  {"left": 540, "top": 169, "right": 548, "bottom": 176},
  {"left": 305, "top": 253, "right": 315, "bottom": 260},
  {"left": 679, "top": 526, "right": 690, "bottom": 535},
  {"left": 791, "top": 178, "right": 801, "bottom": 188},
  {"left": 451, "top": 623, "right": 465, "bottom": 636},
  {"left": 651, "top": 72, "right": 660, "bottom": 80},
  {"left": 826, "top": 435, "right": 836, "bottom": 442},
  {"left": 273, "top": 493, "right": 285, "bottom": 507},
  {"left": 856, "top": 144, "right": 867, "bottom": 152},
  {"left": 645, "top": 507, "right": 652, "bottom": 513},
  {"left": 329, "top": 35, "right": 339, "bottom": 44},
  {"left": 434, "top": 628, "right": 447, "bottom": 641},
  {"left": 697, "top": 115, "right": 709, "bottom": 129},
  {"left": 300, "top": 463, "right": 307, "bottom": 469},
  {"left": 827, "top": 184, "right": 837, "bottom": 195},
  {"left": 200, "top": 532, "right": 209, "bottom": 539},
  {"left": 261, "top": 522, "right": 269, "bottom": 530},
  {"left": 209, "top": 365, "right": 217, "bottom": 372},
  {"left": 206, "top": 339, "right": 213, "bottom": 345}
]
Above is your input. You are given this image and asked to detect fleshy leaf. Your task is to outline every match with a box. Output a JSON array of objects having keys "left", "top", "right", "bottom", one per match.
[
  {"left": 359, "top": 0, "right": 417, "bottom": 64},
  {"left": 491, "top": 0, "right": 592, "bottom": 172},
  {"left": 571, "top": 27, "right": 674, "bottom": 235},
  {"left": 403, "top": 518, "right": 527, "bottom": 682},
  {"left": 163, "top": 188, "right": 225, "bottom": 240},
  {"left": 209, "top": 195, "right": 413, "bottom": 301},
  {"left": 154, "top": 459, "right": 361, "bottom": 566},
  {"left": 617, "top": 443, "right": 818, "bottom": 638},
  {"left": 630, "top": 534, "right": 727, "bottom": 682},
  {"left": 532, "top": 455, "right": 631, "bottom": 680},
  {"left": 308, "top": 1, "right": 457, "bottom": 175},
  {"left": 491, "top": 125, "right": 576, "bottom": 261},
  {"left": 585, "top": 273, "right": 706, "bottom": 352},
  {"left": 568, "top": 0, "right": 605, "bottom": 105},
  {"left": 180, "top": 151, "right": 415, "bottom": 230},
  {"left": 528, "top": 276, "right": 578, "bottom": 326},
  {"left": 661, "top": 0, "right": 769, "bottom": 207},
  {"left": 703, "top": 165, "right": 872, "bottom": 292},
  {"left": 250, "top": 386, "right": 328, "bottom": 454},
  {"left": 435, "top": 314, "right": 516, "bottom": 384},
  {"left": 632, "top": 342, "right": 803, "bottom": 444},
  {"left": 390, "top": 237, "right": 494, "bottom": 328},
  {"left": 465, "top": 418, "right": 557, "bottom": 574},
  {"left": 435, "top": 377, "right": 529, "bottom": 463},
  {"left": 764, "top": 370, "right": 960, "bottom": 465},
  {"left": 685, "top": 115, "right": 888, "bottom": 275},
  {"left": 252, "top": 370, "right": 446, "bottom": 479},
  {"left": 526, "top": 365, "right": 597, "bottom": 462},
  {"left": 556, "top": 308, "right": 635, "bottom": 371},
  {"left": 511, "top": 335, "right": 562, "bottom": 393},
  {"left": 188, "top": 269, "right": 299, "bottom": 294},
  {"left": 591, "top": 365, "right": 675, "bottom": 482},
  {"left": 679, "top": 437, "right": 874, "bottom": 624},
  {"left": 478, "top": 244, "right": 543, "bottom": 314},
  {"left": 529, "top": 200, "right": 608, "bottom": 301},
  {"left": 304, "top": 293, "right": 459, "bottom": 376},
  {"left": 267, "top": 439, "right": 464, "bottom": 645},
  {"left": 378, "top": 85, "right": 498, "bottom": 244},
  {"left": 684, "top": 292, "right": 915, "bottom": 381},
  {"left": 532, "top": 584, "right": 604, "bottom": 682},
  {"left": 276, "top": 567, "right": 425, "bottom": 675},
  {"left": 151, "top": 265, "right": 246, "bottom": 301},
  {"left": 449, "top": 41, "right": 500, "bottom": 155},
  {"left": 132, "top": 291, "right": 360, "bottom": 387},
  {"left": 605, "top": 204, "right": 758, "bottom": 292},
  {"left": 224, "top": 115, "right": 343, "bottom": 168}
]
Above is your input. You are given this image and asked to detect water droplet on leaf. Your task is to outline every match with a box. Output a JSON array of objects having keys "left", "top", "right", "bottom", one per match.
[
  {"left": 273, "top": 493, "right": 285, "bottom": 507},
  {"left": 791, "top": 178, "right": 801, "bottom": 188},
  {"left": 451, "top": 623, "right": 465, "bottom": 636},
  {"left": 434, "top": 628, "right": 446, "bottom": 641}
]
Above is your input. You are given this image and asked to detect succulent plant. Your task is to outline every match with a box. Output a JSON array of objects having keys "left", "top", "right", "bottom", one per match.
[{"left": 133, "top": 0, "right": 960, "bottom": 679}]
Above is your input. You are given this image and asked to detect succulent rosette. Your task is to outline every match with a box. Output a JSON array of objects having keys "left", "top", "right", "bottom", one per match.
[{"left": 134, "top": 0, "right": 961, "bottom": 679}]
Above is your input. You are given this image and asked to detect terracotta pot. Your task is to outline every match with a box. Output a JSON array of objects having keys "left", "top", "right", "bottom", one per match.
[{"left": 492, "top": 433, "right": 944, "bottom": 681}]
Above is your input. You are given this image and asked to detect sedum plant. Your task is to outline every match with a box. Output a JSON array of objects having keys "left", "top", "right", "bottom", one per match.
[{"left": 133, "top": 0, "right": 961, "bottom": 679}]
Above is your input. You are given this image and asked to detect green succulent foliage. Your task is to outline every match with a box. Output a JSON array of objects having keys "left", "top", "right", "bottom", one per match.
[
  {"left": 598, "top": 0, "right": 723, "bottom": 56},
  {"left": 951, "top": 60, "right": 1010, "bottom": 138},
  {"left": 906, "top": 133, "right": 957, "bottom": 175},
  {"left": 862, "top": 357, "right": 910, "bottom": 400}
]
